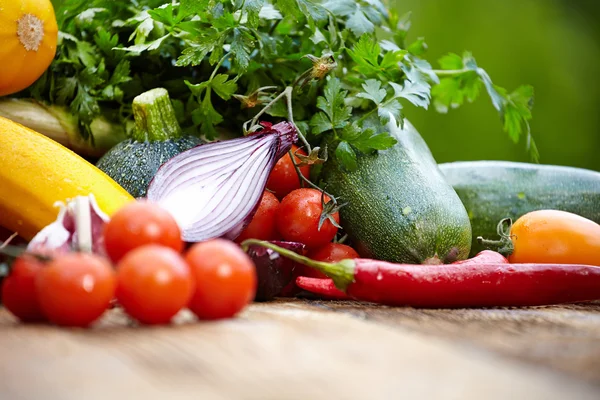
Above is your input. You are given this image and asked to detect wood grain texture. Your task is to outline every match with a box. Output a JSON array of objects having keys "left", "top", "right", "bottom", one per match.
[{"left": 1, "top": 300, "right": 599, "bottom": 400}]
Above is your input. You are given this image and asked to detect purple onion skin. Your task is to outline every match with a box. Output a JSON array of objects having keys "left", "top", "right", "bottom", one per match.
[
  {"left": 146, "top": 121, "right": 298, "bottom": 243},
  {"left": 246, "top": 241, "right": 306, "bottom": 301}
]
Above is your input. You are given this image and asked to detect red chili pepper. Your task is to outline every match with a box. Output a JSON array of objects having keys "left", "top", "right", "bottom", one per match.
[
  {"left": 452, "top": 250, "right": 508, "bottom": 265},
  {"left": 296, "top": 276, "right": 349, "bottom": 300},
  {"left": 296, "top": 250, "right": 508, "bottom": 301},
  {"left": 242, "top": 240, "right": 600, "bottom": 308}
]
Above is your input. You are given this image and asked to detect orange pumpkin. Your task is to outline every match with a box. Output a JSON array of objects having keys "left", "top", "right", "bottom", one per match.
[{"left": 0, "top": 0, "right": 58, "bottom": 96}]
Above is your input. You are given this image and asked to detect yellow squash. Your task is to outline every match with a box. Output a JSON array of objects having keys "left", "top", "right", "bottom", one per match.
[
  {"left": 0, "top": 0, "right": 59, "bottom": 96},
  {"left": 0, "top": 116, "right": 134, "bottom": 240}
]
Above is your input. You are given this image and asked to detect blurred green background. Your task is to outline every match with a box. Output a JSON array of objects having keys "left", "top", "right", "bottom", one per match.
[{"left": 391, "top": 0, "right": 600, "bottom": 171}]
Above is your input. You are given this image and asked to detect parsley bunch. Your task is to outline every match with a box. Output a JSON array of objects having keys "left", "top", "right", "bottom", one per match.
[{"left": 24, "top": 0, "right": 537, "bottom": 167}]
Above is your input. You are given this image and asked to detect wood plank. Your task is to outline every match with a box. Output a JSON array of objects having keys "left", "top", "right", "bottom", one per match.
[
  {"left": 311, "top": 300, "right": 600, "bottom": 385},
  {"left": 1, "top": 301, "right": 599, "bottom": 400}
]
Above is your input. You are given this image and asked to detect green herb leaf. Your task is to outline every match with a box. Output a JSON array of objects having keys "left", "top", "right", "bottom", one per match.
[
  {"left": 356, "top": 79, "right": 386, "bottom": 105},
  {"left": 377, "top": 99, "right": 402, "bottom": 125},
  {"left": 389, "top": 78, "right": 430, "bottom": 109},
  {"left": 231, "top": 28, "right": 255, "bottom": 70},
  {"left": 192, "top": 91, "right": 224, "bottom": 139},
  {"left": 176, "top": 32, "right": 221, "bottom": 67},
  {"left": 179, "top": 0, "right": 210, "bottom": 20},
  {"left": 309, "top": 112, "right": 332, "bottom": 135},
  {"left": 335, "top": 141, "right": 357, "bottom": 171},
  {"left": 346, "top": 9, "right": 374, "bottom": 37},
  {"left": 117, "top": 33, "right": 171, "bottom": 54},
  {"left": 315, "top": 78, "right": 352, "bottom": 130},
  {"left": 347, "top": 35, "right": 381, "bottom": 76},
  {"left": 340, "top": 124, "right": 397, "bottom": 153},
  {"left": 211, "top": 74, "right": 238, "bottom": 100}
]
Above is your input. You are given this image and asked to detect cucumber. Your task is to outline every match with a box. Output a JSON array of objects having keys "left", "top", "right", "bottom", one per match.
[
  {"left": 319, "top": 120, "right": 472, "bottom": 264},
  {"left": 97, "top": 88, "right": 203, "bottom": 198},
  {"left": 439, "top": 161, "right": 600, "bottom": 255}
]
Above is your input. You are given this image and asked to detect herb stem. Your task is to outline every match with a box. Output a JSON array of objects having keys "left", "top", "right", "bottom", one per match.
[
  {"left": 245, "top": 89, "right": 289, "bottom": 133},
  {"left": 355, "top": 96, "right": 397, "bottom": 125},
  {"left": 431, "top": 68, "right": 471, "bottom": 77},
  {"left": 283, "top": 86, "right": 311, "bottom": 152},
  {"left": 209, "top": 53, "right": 232, "bottom": 82}
]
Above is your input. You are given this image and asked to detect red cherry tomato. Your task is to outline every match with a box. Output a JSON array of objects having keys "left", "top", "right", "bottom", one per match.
[
  {"left": 235, "top": 191, "right": 280, "bottom": 243},
  {"left": 1, "top": 253, "right": 48, "bottom": 322},
  {"left": 266, "top": 145, "right": 311, "bottom": 199},
  {"left": 305, "top": 243, "right": 360, "bottom": 279},
  {"left": 116, "top": 245, "right": 194, "bottom": 325},
  {"left": 104, "top": 200, "right": 183, "bottom": 263},
  {"left": 36, "top": 253, "right": 116, "bottom": 327},
  {"left": 185, "top": 239, "right": 256, "bottom": 320},
  {"left": 276, "top": 188, "right": 340, "bottom": 249}
]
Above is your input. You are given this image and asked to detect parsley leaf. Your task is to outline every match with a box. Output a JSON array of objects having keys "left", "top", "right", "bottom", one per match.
[
  {"left": 431, "top": 51, "right": 538, "bottom": 160},
  {"left": 377, "top": 99, "right": 402, "bottom": 125},
  {"left": 231, "top": 28, "right": 255, "bottom": 70},
  {"left": 356, "top": 79, "right": 386, "bottom": 105},
  {"left": 313, "top": 78, "right": 352, "bottom": 132},
  {"left": 309, "top": 112, "right": 332, "bottom": 135},
  {"left": 335, "top": 141, "right": 357, "bottom": 171},
  {"left": 211, "top": 74, "right": 238, "bottom": 100},
  {"left": 176, "top": 31, "right": 221, "bottom": 67}
]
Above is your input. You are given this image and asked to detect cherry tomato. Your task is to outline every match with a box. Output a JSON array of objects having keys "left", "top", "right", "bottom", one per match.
[
  {"left": 185, "top": 239, "right": 256, "bottom": 320},
  {"left": 1, "top": 253, "right": 48, "bottom": 322},
  {"left": 36, "top": 253, "right": 116, "bottom": 327},
  {"left": 235, "top": 191, "right": 280, "bottom": 243},
  {"left": 276, "top": 188, "right": 340, "bottom": 249},
  {"left": 104, "top": 200, "right": 183, "bottom": 263},
  {"left": 506, "top": 210, "right": 600, "bottom": 265},
  {"left": 116, "top": 245, "right": 194, "bottom": 325},
  {"left": 266, "top": 145, "right": 311, "bottom": 199},
  {"left": 304, "top": 243, "right": 360, "bottom": 279}
]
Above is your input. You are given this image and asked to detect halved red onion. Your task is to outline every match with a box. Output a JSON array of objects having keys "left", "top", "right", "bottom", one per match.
[{"left": 147, "top": 122, "right": 298, "bottom": 242}]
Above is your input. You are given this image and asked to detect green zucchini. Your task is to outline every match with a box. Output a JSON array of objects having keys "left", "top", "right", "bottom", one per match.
[
  {"left": 439, "top": 161, "right": 600, "bottom": 255},
  {"left": 96, "top": 88, "right": 203, "bottom": 198},
  {"left": 319, "top": 120, "right": 472, "bottom": 264}
]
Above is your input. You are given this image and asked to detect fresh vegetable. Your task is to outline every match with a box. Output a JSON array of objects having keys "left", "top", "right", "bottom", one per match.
[
  {"left": 0, "top": 98, "right": 128, "bottom": 157},
  {"left": 185, "top": 239, "right": 256, "bottom": 320},
  {"left": 17, "top": 1, "right": 536, "bottom": 162},
  {"left": 453, "top": 250, "right": 508, "bottom": 265},
  {"left": 235, "top": 191, "right": 281, "bottom": 243},
  {"left": 276, "top": 188, "right": 340, "bottom": 249},
  {"left": 440, "top": 161, "right": 600, "bottom": 256},
  {"left": 35, "top": 252, "right": 116, "bottom": 327},
  {"left": 266, "top": 145, "right": 311, "bottom": 199},
  {"left": 26, "top": 195, "right": 109, "bottom": 256},
  {"left": 103, "top": 201, "right": 183, "bottom": 263},
  {"left": 96, "top": 88, "right": 203, "bottom": 198},
  {"left": 304, "top": 243, "right": 360, "bottom": 279},
  {"left": 298, "top": 249, "right": 508, "bottom": 300},
  {"left": 246, "top": 241, "right": 306, "bottom": 301},
  {"left": 0, "top": 0, "right": 58, "bottom": 96},
  {"left": 319, "top": 119, "right": 472, "bottom": 264},
  {"left": 147, "top": 122, "right": 297, "bottom": 242},
  {"left": 0, "top": 116, "right": 133, "bottom": 240},
  {"left": 1, "top": 253, "right": 48, "bottom": 322},
  {"left": 116, "top": 245, "right": 194, "bottom": 325},
  {"left": 296, "top": 276, "right": 348, "bottom": 300},
  {"left": 479, "top": 210, "right": 600, "bottom": 265},
  {"left": 244, "top": 240, "right": 600, "bottom": 308}
]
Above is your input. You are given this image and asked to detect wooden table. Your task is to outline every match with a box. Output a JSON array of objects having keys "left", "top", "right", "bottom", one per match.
[{"left": 1, "top": 299, "right": 600, "bottom": 400}]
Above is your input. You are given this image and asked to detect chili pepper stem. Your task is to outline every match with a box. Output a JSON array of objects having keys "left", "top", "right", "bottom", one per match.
[
  {"left": 477, "top": 217, "right": 515, "bottom": 256},
  {"left": 241, "top": 239, "right": 354, "bottom": 290}
]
